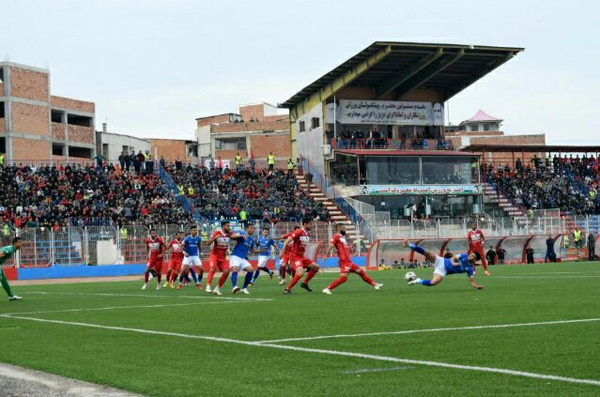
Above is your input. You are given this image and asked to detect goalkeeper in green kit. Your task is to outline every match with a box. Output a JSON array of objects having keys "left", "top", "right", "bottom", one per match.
[{"left": 0, "top": 237, "right": 23, "bottom": 301}]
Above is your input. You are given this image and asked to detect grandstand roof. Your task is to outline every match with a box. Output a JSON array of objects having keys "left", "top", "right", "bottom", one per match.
[
  {"left": 462, "top": 144, "right": 600, "bottom": 153},
  {"left": 337, "top": 150, "right": 479, "bottom": 157},
  {"left": 280, "top": 41, "right": 523, "bottom": 108}
]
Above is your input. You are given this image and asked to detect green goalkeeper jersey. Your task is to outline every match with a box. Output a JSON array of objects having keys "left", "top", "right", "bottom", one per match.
[{"left": 0, "top": 246, "right": 16, "bottom": 265}]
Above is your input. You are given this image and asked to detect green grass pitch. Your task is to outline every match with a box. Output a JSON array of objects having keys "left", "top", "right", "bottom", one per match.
[{"left": 0, "top": 262, "right": 599, "bottom": 396}]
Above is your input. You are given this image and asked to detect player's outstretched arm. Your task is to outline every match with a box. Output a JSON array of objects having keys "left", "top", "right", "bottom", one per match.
[{"left": 468, "top": 277, "right": 484, "bottom": 290}]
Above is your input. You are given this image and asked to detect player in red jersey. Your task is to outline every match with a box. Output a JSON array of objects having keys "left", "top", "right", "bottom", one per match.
[
  {"left": 163, "top": 230, "right": 185, "bottom": 288},
  {"left": 277, "top": 227, "right": 299, "bottom": 285},
  {"left": 205, "top": 221, "right": 233, "bottom": 295},
  {"left": 322, "top": 224, "right": 383, "bottom": 295},
  {"left": 467, "top": 222, "right": 490, "bottom": 276},
  {"left": 282, "top": 218, "right": 320, "bottom": 294},
  {"left": 142, "top": 228, "right": 165, "bottom": 290}
]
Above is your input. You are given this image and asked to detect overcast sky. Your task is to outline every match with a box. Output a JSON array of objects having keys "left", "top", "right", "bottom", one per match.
[{"left": 4, "top": 0, "right": 599, "bottom": 144}]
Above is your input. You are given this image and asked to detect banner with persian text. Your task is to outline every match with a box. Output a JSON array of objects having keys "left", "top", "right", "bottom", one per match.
[
  {"left": 327, "top": 100, "right": 444, "bottom": 126},
  {"left": 359, "top": 185, "right": 481, "bottom": 196}
]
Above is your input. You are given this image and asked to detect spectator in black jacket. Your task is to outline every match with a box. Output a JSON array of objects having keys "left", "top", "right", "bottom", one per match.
[{"left": 486, "top": 245, "right": 496, "bottom": 265}]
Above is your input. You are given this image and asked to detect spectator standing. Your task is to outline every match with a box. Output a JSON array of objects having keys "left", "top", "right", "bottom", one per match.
[
  {"left": 239, "top": 209, "right": 248, "bottom": 223},
  {"left": 305, "top": 171, "right": 313, "bottom": 191},
  {"left": 573, "top": 227, "right": 582, "bottom": 250},
  {"left": 135, "top": 151, "right": 145, "bottom": 174},
  {"left": 249, "top": 157, "right": 256, "bottom": 172},
  {"left": 296, "top": 157, "right": 303, "bottom": 175},
  {"left": 526, "top": 247, "right": 535, "bottom": 264},
  {"left": 118, "top": 152, "right": 126, "bottom": 171},
  {"left": 486, "top": 245, "right": 496, "bottom": 265},
  {"left": 267, "top": 152, "right": 276, "bottom": 172},
  {"left": 497, "top": 247, "right": 506, "bottom": 264},
  {"left": 145, "top": 151, "right": 154, "bottom": 174},
  {"left": 159, "top": 156, "right": 166, "bottom": 168},
  {"left": 588, "top": 231, "right": 596, "bottom": 261},
  {"left": 234, "top": 153, "right": 242, "bottom": 170},
  {"left": 287, "top": 158, "right": 294, "bottom": 176},
  {"left": 545, "top": 235, "right": 557, "bottom": 262},
  {"left": 0, "top": 153, "right": 4, "bottom": 167}
]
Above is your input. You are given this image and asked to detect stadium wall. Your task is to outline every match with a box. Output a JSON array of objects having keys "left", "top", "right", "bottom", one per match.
[{"left": 296, "top": 102, "right": 325, "bottom": 174}]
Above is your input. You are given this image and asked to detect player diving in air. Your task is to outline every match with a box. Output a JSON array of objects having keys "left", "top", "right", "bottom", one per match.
[
  {"left": 322, "top": 224, "right": 382, "bottom": 295},
  {"left": 403, "top": 240, "right": 484, "bottom": 289}
]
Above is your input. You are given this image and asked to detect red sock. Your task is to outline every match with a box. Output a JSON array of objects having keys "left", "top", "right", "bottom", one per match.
[
  {"left": 217, "top": 273, "right": 228, "bottom": 288},
  {"left": 303, "top": 269, "right": 317, "bottom": 284},
  {"left": 327, "top": 276, "right": 347, "bottom": 290},
  {"left": 207, "top": 269, "right": 215, "bottom": 286},
  {"left": 157, "top": 272, "right": 162, "bottom": 283},
  {"left": 358, "top": 270, "right": 376, "bottom": 286},
  {"left": 144, "top": 270, "right": 149, "bottom": 283},
  {"left": 481, "top": 256, "right": 488, "bottom": 271},
  {"left": 287, "top": 274, "right": 302, "bottom": 289}
]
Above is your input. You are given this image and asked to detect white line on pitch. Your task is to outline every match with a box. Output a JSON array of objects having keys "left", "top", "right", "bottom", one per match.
[
  {"left": 0, "top": 314, "right": 599, "bottom": 388},
  {"left": 6, "top": 301, "right": 250, "bottom": 316},
  {"left": 255, "top": 318, "right": 600, "bottom": 344},
  {"left": 26, "top": 291, "right": 273, "bottom": 302},
  {"left": 343, "top": 366, "right": 414, "bottom": 374}
]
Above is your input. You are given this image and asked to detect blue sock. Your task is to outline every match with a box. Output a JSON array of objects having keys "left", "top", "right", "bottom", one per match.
[
  {"left": 243, "top": 271, "right": 253, "bottom": 289},
  {"left": 264, "top": 267, "right": 273, "bottom": 275},
  {"left": 197, "top": 272, "right": 203, "bottom": 283},
  {"left": 420, "top": 280, "right": 432, "bottom": 286},
  {"left": 184, "top": 274, "right": 190, "bottom": 283},
  {"left": 409, "top": 243, "right": 426, "bottom": 255},
  {"left": 252, "top": 269, "right": 260, "bottom": 283},
  {"left": 231, "top": 271, "right": 238, "bottom": 287},
  {"left": 189, "top": 269, "right": 198, "bottom": 284},
  {"left": 179, "top": 274, "right": 184, "bottom": 284}
]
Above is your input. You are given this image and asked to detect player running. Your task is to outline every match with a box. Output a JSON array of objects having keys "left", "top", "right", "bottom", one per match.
[
  {"left": 0, "top": 237, "right": 23, "bottom": 301},
  {"left": 282, "top": 218, "right": 320, "bottom": 294},
  {"left": 278, "top": 227, "right": 298, "bottom": 285},
  {"left": 177, "top": 225, "right": 204, "bottom": 290},
  {"left": 163, "top": 231, "right": 185, "bottom": 288},
  {"left": 404, "top": 240, "right": 484, "bottom": 289},
  {"left": 229, "top": 223, "right": 260, "bottom": 294},
  {"left": 205, "top": 221, "right": 233, "bottom": 295},
  {"left": 251, "top": 227, "right": 278, "bottom": 284},
  {"left": 468, "top": 222, "right": 490, "bottom": 276},
  {"left": 142, "top": 229, "right": 165, "bottom": 290},
  {"left": 322, "top": 225, "right": 382, "bottom": 295}
]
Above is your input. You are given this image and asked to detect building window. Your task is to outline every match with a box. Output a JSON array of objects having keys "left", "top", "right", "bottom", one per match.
[
  {"left": 215, "top": 137, "right": 246, "bottom": 150},
  {"left": 67, "top": 114, "right": 92, "bottom": 127},
  {"left": 51, "top": 110, "right": 64, "bottom": 123},
  {"left": 299, "top": 121, "right": 306, "bottom": 132},
  {"left": 470, "top": 124, "right": 479, "bottom": 132},
  {"left": 0, "top": 101, "right": 5, "bottom": 118},
  {"left": 52, "top": 144, "right": 64, "bottom": 156},
  {"left": 311, "top": 117, "right": 320, "bottom": 129},
  {"left": 102, "top": 144, "right": 109, "bottom": 158},
  {"left": 68, "top": 146, "right": 92, "bottom": 158},
  {"left": 483, "top": 123, "right": 490, "bottom": 131}
]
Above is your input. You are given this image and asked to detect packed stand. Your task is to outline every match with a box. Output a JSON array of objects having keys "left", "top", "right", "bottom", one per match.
[
  {"left": 165, "top": 162, "right": 330, "bottom": 222},
  {"left": 485, "top": 154, "right": 600, "bottom": 215},
  {"left": 0, "top": 162, "right": 191, "bottom": 231}
]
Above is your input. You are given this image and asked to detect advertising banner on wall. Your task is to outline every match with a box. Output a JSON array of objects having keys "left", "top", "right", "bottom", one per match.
[
  {"left": 359, "top": 185, "right": 481, "bottom": 195},
  {"left": 326, "top": 100, "right": 444, "bottom": 126}
]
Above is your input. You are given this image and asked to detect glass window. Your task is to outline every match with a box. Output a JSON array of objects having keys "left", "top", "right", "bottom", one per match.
[
  {"left": 330, "top": 154, "right": 359, "bottom": 185},
  {"left": 365, "top": 157, "right": 420, "bottom": 185},
  {"left": 422, "top": 156, "right": 474, "bottom": 184},
  {"left": 470, "top": 124, "right": 479, "bottom": 132},
  {"left": 483, "top": 123, "right": 490, "bottom": 131}
]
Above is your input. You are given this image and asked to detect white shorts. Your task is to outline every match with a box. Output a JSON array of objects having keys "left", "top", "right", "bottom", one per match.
[
  {"left": 433, "top": 256, "right": 447, "bottom": 278},
  {"left": 257, "top": 255, "right": 269, "bottom": 268},
  {"left": 229, "top": 255, "right": 252, "bottom": 270},
  {"left": 183, "top": 256, "right": 202, "bottom": 267}
]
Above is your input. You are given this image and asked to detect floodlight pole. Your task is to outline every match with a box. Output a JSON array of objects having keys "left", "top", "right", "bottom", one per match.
[{"left": 333, "top": 95, "right": 337, "bottom": 142}]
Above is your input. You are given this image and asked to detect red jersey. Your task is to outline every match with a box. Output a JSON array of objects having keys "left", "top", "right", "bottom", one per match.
[
  {"left": 467, "top": 230, "right": 485, "bottom": 249},
  {"left": 146, "top": 237, "right": 164, "bottom": 259},
  {"left": 167, "top": 239, "right": 185, "bottom": 260},
  {"left": 331, "top": 233, "right": 351, "bottom": 262},
  {"left": 281, "top": 231, "right": 294, "bottom": 256},
  {"left": 211, "top": 230, "right": 231, "bottom": 259},
  {"left": 290, "top": 228, "right": 310, "bottom": 259}
]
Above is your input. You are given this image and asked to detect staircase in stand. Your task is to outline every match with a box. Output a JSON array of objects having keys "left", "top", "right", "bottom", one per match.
[
  {"left": 484, "top": 183, "right": 527, "bottom": 218},
  {"left": 295, "top": 172, "right": 366, "bottom": 243}
]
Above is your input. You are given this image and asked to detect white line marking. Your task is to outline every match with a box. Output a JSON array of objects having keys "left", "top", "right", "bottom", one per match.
[
  {"left": 1, "top": 314, "right": 599, "bottom": 388},
  {"left": 488, "top": 276, "right": 600, "bottom": 279},
  {"left": 26, "top": 291, "right": 273, "bottom": 302},
  {"left": 256, "top": 318, "right": 600, "bottom": 343},
  {"left": 343, "top": 366, "right": 414, "bottom": 374},
  {"left": 6, "top": 301, "right": 250, "bottom": 316}
]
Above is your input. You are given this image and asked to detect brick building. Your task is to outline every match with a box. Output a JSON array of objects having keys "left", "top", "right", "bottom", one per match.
[
  {"left": 0, "top": 62, "right": 95, "bottom": 162},
  {"left": 446, "top": 110, "right": 546, "bottom": 166},
  {"left": 149, "top": 138, "right": 199, "bottom": 163},
  {"left": 196, "top": 103, "right": 291, "bottom": 162}
]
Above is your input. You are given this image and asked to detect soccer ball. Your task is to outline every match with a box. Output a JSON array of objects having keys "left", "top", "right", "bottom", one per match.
[{"left": 405, "top": 272, "right": 417, "bottom": 282}]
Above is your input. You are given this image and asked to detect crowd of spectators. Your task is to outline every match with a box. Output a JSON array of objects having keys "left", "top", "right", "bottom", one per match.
[
  {"left": 166, "top": 163, "right": 330, "bottom": 223},
  {"left": 0, "top": 163, "right": 191, "bottom": 230},
  {"left": 485, "top": 154, "right": 600, "bottom": 215}
]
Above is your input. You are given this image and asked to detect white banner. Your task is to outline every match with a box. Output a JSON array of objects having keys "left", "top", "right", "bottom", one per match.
[{"left": 326, "top": 100, "right": 443, "bottom": 126}]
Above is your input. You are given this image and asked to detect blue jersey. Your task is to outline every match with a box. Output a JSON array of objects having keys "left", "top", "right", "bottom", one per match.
[
  {"left": 231, "top": 231, "right": 254, "bottom": 258},
  {"left": 444, "top": 253, "right": 474, "bottom": 277},
  {"left": 183, "top": 235, "right": 202, "bottom": 257},
  {"left": 257, "top": 236, "right": 276, "bottom": 256}
]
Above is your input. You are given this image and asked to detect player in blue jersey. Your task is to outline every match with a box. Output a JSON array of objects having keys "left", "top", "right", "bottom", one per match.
[
  {"left": 403, "top": 240, "right": 483, "bottom": 289},
  {"left": 250, "top": 228, "right": 279, "bottom": 284},
  {"left": 228, "top": 222, "right": 261, "bottom": 295},
  {"left": 177, "top": 225, "right": 204, "bottom": 290}
]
